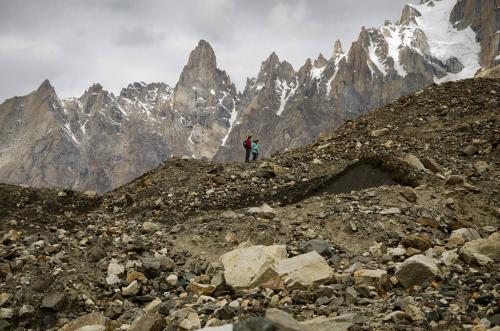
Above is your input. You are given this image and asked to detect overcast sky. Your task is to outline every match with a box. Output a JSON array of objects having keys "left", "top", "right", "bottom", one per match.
[{"left": 0, "top": 0, "right": 417, "bottom": 101}]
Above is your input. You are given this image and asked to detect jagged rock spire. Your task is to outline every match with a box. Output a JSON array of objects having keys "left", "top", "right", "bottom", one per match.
[
  {"left": 333, "top": 40, "right": 344, "bottom": 57},
  {"left": 314, "top": 54, "right": 328, "bottom": 68}
]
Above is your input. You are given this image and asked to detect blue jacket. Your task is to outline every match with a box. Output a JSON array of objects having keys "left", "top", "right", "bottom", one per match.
[{"left": 252, "top": 142, "right": 259, "bottom": 153}]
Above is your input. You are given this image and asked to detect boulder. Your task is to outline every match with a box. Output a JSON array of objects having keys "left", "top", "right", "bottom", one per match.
[
  {"left": 422, "top": 157, "right": 441, "bottom": 173},
  {"left": 265, "top": 308, "right": 355, "bottom": 331},
  {"left": 122, "top": 280, "right": 141, "bottom": 296},
  {"left": 0, "top": 293, "right": 12, "bottom": 307},
  {"left": 212, "top": 176, "right": 227, "bottom": 185},
  {"left": 221, "top": 245, "right": 287, "bottom": 289},
  {"left": 108, "top": 262, "right": 124, "bottom": 277},
  {"left": 298, "top": 238, "right": 333, "bottom": 257},
  {"left": 460, "top": 233, "right": 500, "bottom": 265},
  {"left": 59, "top": 312, "right": 111, "bottom": 331},
  {"left": 462, "top": 145, "right": 477, "bottom": 156},
  {"left": 354, "top": 269, "right": 388, "bottom": 291},
  {"left": 449, "top": 228, "right": 481, "bottom": 245},
  {"left": 403, "top": 154, "right": 425, "bottom": 170},
  {"left": 400, "top": 187, "right": 417, "bottom": 203},
  {"left": 179, "top": 312, "right": 201, "bottom": 330},
  {"left": 234, "top": 317, "right": 273, "bottom": 331},
  {"left": 142, "top": 222, "right": 159, "bottom": 233},
  {"left": 0, "top": 309, "right": 13, "bottom": 319},
  {"left": 248, "top": 204, "right": 275, "bottom": 218},
  {"left": 446, "top": 175, "right": 464, "bottom": 186},
  {"left": 370, "top": 128, "right": 390, "bottom": 137},
  {"left": 41, "top": 292, "right": 66, "bottom": 311},
  {"left": 380, "top": 207, "right": 401, "bottom": 215},
  {"left": 268, "top": 251, "right": 333, "bottom": 289},
  {"left": 474, "top": 161, "right": 490, "bottom": 174},
  {"left": 188, "top": 283, "right": 216, "bottom": 296},
  {"left": 129, "top": 312, "right": 166, "bottom": 331},
  {"left": 401, "top": 234, "right": 432, "bottom": 251},
  {"left": 395, "top": 254, "right": 440, "bottom": 288}
]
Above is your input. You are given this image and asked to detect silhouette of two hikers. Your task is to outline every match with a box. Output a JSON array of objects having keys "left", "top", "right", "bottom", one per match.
[{"left": 243, "top": 136, "right": 260, "bottom": 162}]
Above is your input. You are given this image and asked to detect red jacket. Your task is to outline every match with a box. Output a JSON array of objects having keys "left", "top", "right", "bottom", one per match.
[{"left": 244, "top": 138, "right": 252, "bottom": 149}]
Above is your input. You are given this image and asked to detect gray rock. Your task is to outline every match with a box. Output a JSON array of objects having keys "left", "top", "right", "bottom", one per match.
[
  {"left": 298, "top": 238, "right": 333, "bottom": 257},
  {"left": 41, "top": 292, "right": 66, "bottom": 312},
  {"left": 370, "top": 128, "right": 390, "bottom": 137},
  {"left": 403, "top": 154, "right": 425, "bottom": 171},
  {"left": 400, "top": 187, "right": 417, "bottom": 203},
  {"left": 395, "top": 254, "right": 440, "bottom": 288},
  {"left": 460, "top": 232, "right": 500, "bottom": 265},
  {"left": 234, "top": 317, "right": 274, "bottom": 331},
  {"left": 129, "top": 312, "right": 166, "bottom": 331},
  {"left": 462, "top": 145, "right": 477, "bottom": 156},
  {"left": 422, "top": 157, "right": 441, "bottom": 173},
  {"left": 143, "top": 258, "right": 162, "bottom": 278}
]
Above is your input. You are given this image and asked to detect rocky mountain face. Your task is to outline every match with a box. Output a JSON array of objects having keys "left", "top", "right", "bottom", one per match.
[
  {"left": 0, "top": 78, "right": 498, "bottom": 330},
  {"left": 0, "top": 0, "right": 498, "bottom": 193},
  {"left": 0, "top": 41, "right": 239, "bottom": 193},
  {"left": 215, "top": 0, "right": 499, "bottom": 160},
  {"left": 171, "top": 40, "right": 239, "bottom": 159},
  {"left": 0, "top": 79, "right": 178, "bottom": 193}
]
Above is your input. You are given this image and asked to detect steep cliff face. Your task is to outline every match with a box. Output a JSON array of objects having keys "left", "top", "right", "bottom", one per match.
[
  {"left": 172, "top": 40, "right": 239, "bottom": 159},
  {"left": 215, "top": 0, "right": 497, "bottom": 161},
  {"left": 0, "top": 81, "right": 81, "bottom": 189}
]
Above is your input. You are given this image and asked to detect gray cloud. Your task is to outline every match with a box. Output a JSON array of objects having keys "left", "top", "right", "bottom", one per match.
[
  {"left": 0, "top": 0, "right": 417, "bottom": 101},
  {"left": 115, "top": 27, "right": 167, "bottom": 47}
]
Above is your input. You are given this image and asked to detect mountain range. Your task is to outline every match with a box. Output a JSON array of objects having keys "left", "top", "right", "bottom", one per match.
[{"left": 0, "top": 0, "right": 498, "bottom": 193}]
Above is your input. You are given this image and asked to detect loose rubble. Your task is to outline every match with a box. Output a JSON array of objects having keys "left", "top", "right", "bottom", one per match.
[{"left": 0, "top": 79, "right": 498, "bottom": 330}]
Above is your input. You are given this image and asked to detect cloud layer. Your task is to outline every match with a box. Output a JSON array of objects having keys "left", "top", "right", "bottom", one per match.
[{"left": 0, "top": 0, "right": 416, "bottom": 101}]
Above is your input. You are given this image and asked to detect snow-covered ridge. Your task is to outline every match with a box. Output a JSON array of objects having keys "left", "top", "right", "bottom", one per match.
[
  {"left": 364, "top": 0, "right": 480, "bottom": 81},
  {"left": 411, "top": 0, "right": 481, "bottom": 82}
]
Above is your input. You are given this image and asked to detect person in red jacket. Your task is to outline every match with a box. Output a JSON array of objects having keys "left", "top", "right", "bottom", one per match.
[{"left": 243, "top": 135, "right": 252, "bottom": 162}]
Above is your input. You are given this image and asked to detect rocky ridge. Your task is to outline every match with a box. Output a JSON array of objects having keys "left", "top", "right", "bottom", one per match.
[
  {"left": 215, "top": 0, "right": 499, "bottom": 160},
  {"left": 0, "top": 41, "right": 238, "bottom": 193},
  {"left": 0, "top": 0, "right": 498, "bottom": 193},
  {"left": 0, "top": 78, "right": 498, "bottom": 330}
]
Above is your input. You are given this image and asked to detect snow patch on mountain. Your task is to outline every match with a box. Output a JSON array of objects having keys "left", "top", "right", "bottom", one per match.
[
  {"left": 368, "top": 39, "right": 387, "bottom": 77},
  {"left": 412, "top": 0, "right": 481, "bottom": 82},
  {"left": 275, "top": 79, "right": 298, "bottom": 116},
  {"left": 310, "top": 66, "right": 326, "bottom": 80}
]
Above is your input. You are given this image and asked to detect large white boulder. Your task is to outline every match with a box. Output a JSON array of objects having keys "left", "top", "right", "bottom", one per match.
[
  {"left": 270, "top": 251, "right": 333, "bottom": 289},
  {"left": 221, "top": 245, "right": 287, "bottom": 289}
]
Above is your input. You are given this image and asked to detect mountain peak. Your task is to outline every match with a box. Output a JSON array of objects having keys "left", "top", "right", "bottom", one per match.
[
  {"left": 314, "top": 53, "right": 328, "bottom": 68},
  {"left": 333, "top": 39, "right": 344, "bottom": 56},
  {"left": 400, "top": 4, "right": 421, "bottom": 24},
  {"left": 186, "top": 39, "right": 217, "bottom": 70},
  {"left": 265, "top": 51, "right": 280, "bottom": 65},
  {"left": 37, "top": 79, "right": 53, "bottom": 92}
]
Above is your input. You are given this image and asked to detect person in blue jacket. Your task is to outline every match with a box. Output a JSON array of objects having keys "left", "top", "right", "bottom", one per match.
[{"left": 252, "top": 139, "right": 260, "bottom": 161}]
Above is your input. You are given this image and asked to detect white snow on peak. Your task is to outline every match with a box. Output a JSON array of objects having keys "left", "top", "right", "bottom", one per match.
[
  {"left": 310, "top": 66, "right": 326, "bottom": 80},
  {"left": 382, "top": 25, "right": 409, "bottom": 77},
  {"left": 255, "top": 83, "right": 265, "bottom": 91},
  {"left": 220, "top": 92, "right": 238, "bottom": 146},
  {"left": 210, "top": 89, "right": 216, "bottom": 96},
  {"left": 412, "top": 0, "right": 481, "bottom": 82},
  {"left": 326, "top": 54, "right": 346, "bottom": 96},
  {"left": 368, "top": 39, "right": 387, "bottom": 77},
  {"left": 275, "top": 78, "right": 298, "bottom": 116},
  {"left": 367, "top": 0, "right": 480, "bottom": 81},
  {"left": 61, "top": 123, "right": 80, "bottom": 145}
]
